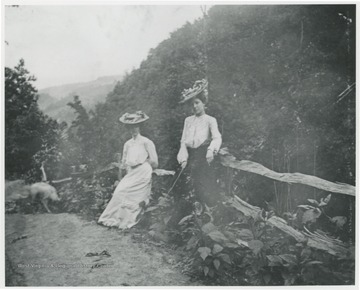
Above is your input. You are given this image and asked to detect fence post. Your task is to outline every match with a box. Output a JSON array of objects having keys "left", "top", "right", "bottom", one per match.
[{"left": 226, "top": 167, "right": 234, "bottom": 196}]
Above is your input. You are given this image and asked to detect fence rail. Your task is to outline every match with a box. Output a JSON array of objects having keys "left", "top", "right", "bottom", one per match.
[
  {"left": 218, "top": 148, "right": 355, "bottom": 196},
  {"left": 217, "top": 148, "right": 354, "bottom": 258},
  {"left": 229, "top": 195, "right": 352, "bottom": 258}
]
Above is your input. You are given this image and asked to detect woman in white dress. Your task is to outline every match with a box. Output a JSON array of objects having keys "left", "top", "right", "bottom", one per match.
[{"left": 98, "top": 111, "right": 158, "bottom": 229}]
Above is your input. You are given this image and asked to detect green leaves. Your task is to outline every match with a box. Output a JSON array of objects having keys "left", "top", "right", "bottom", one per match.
[
  {"left": 248, "top": 240, "right": 264, "bottom": 255},
  {"left": 305, "top": 261, "right": 323, "bottom": 266},
  {"left": 307, "top": 199, "right": 319, "bottom": 206},
  {"left": 300, "top": 247, "right": 312, "bottom": 262},
  {"left": 203, "top": 266, "right": 209, "bottom": 276},
  {"left": 267, "top": 253, "right": 299, "bottom": 268},
  {"left": 236, "top": 238, "right": 249, "bottom": 247},
  {"left": 207, "top": 230, "right": 230, "bottom": 245},
  {"left": 330, "top": 216, "right": 347, "bottom": 229},
  {"left": 178, "top": 214, "right": 193, "bottom": 225},
  {"left": 302, "top": 208, "right": 322, "bottom": 224},
  {"left": 186, "top": 235, "right": 199, "bottom": 250},
  {"left": 201, "top": 222, "right": 217, "bottom": 234},
  {"left": 279, "top": 254, "right": 297, "bottom": 266},
  {"left": 163, "top": 216, "right": 172, "bottom": 225},
  {"left": 235, "top": 229, "right": 254, "bottom": 241},
  {"left": 281, "top": 272, "right": 297, "bottom": 286},
  {"left": 198, "top": 247, "right": 212, "bottom": 261},
  {"left": 267, "top": 255, "right": 283, "bottom": 266},
  {"left": 212, "top": 244, "right": 224, "bottom": 255},
  {"left": 213, "top": 259, "right": 221, "bottom": 270},
  {"left": 201, "top": 222, "right": 231, "bottom": 246},
  {"left": 217, "top": 253, "right": 231, "bottom": 264},
  {"left": 144, "top": 206, "right": 158, "bottom": 213},
  {"left": 319, "top": 194, "right": 331, "bottom": 207},
  {"left": 307, "top": 194, "right": 331, "bottom": 208},
  {"left": 297, "top": 205, "right": 315, "bottom": 210}
]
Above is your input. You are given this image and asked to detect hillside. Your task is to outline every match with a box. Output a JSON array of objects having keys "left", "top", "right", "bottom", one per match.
[{"left": 38, "top": 75, "right": 122, "bottom": 124}]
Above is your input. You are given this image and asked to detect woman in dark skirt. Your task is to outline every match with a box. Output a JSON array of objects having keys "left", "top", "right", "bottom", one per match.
[{"left": 176, "top": 79, "right": 222, "bottom": 211}]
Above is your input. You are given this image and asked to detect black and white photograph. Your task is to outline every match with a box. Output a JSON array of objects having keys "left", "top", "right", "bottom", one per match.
[{"left": 3, "top": 1, "right": 356, "bottom": 287}]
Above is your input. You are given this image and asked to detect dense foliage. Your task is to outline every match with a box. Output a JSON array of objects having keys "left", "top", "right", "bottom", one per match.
[
  {"left": 140, "top": 188, "right": 354, "bottom": 285},
  {"left": 5, "top": 59, "right": 64, "bottom": 182}
]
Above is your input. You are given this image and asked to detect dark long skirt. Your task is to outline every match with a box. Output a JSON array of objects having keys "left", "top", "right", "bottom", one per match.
[{"left": 174, "top": 144, "right": 221, "bottom": 208}]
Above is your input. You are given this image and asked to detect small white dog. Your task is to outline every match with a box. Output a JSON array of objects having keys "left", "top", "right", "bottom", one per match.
[{"left": 6, "top": 180, "right": 60, "bottom": 213}]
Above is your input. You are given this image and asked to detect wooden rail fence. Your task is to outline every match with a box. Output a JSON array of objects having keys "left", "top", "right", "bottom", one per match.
[
  {"left": 217, "top": 148, "right": 355, "bottom": 259},
  {"left": 218, "top": 148, "right": 355, "bottom": 197}
]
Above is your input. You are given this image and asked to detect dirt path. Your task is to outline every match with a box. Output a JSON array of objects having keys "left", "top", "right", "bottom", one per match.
[{"left": 5, "top": 213, "right": 200, "bottom": 286}]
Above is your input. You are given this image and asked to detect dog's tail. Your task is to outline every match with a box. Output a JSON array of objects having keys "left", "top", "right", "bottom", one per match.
[{"left": 5, "top": 180, "right": 31, "bottom": 201}]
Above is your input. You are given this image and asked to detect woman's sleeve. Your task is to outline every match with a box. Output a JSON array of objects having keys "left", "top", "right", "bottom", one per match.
[
  {"left": 177, "top": 119, "right": 189, "bottom": 164},
  {"left": 145, "top": 140, "right": 158, "bottom": 169},
  {"left": 208, "top": 117, "right": 222, "bottom": 154}
]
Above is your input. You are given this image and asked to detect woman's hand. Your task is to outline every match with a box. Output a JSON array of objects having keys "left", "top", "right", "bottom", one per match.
[
  {"left": 181, "top": 161, "right": 187, "bottom": 169},
  {"left": 206, "top": 149, "right": 214, "bottom": 164}
]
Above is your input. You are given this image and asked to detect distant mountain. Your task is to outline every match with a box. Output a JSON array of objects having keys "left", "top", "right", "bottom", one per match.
[
  {"left": 38, "top": 75, "right": 122, "bottom": 124},
  {"left": 37, "top": 92, "right": 57, "bottom": 110}
]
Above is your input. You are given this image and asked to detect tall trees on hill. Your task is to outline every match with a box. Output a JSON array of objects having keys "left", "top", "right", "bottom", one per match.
[
  {"left": 5, "top": 59, "right": 62, "bottom": 181},
  {"left": 66, "top": 96, "right": 92, "bottom": 166},
  {"left": 198, "top": 5, "right": 355, "bottom": 215}
]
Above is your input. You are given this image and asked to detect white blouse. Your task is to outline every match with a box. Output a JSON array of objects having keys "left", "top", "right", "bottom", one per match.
[
  {"left": 177, "top": 114, "right": 222, "bottom": 163},
  {"left": 122, "top": 134, "right": 158, "bottom": 168}
]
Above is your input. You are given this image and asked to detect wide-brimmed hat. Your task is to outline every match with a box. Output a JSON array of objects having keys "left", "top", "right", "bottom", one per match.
[
  {"left": 179, "top": 79, "right": 208, "bottom": 104},
  {"left": 119, "top": 111, "right": 149, "bottom": 124}
]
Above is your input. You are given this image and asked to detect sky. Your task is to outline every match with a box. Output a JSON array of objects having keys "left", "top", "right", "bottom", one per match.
[{"left": 4, "top": 4, "right": 207, "bottom": 89}]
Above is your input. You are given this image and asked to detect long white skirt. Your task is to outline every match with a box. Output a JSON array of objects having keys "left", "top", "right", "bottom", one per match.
[{"left": 98, "top": 162, "right": 152, "bottom": 229}]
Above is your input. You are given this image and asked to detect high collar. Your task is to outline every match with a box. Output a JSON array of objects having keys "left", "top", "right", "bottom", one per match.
[
  {"left": 131, "top": 133, "right": 141, "bottom": 140},
  {"left": 194, "top": 112, "right": 206, "bottom": 118}
]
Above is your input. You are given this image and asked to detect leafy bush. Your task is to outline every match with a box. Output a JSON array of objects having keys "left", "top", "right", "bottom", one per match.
[{"left": 141, "top": 175, "right": 354, "bottom": 285}]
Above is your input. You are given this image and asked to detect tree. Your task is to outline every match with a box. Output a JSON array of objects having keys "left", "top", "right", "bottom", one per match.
[
  {"left": 5, "top": 59, "right": 61, "bottom": 181},
  {"left": 66, "top": 95, "right": 94, "bottom": 167}
]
